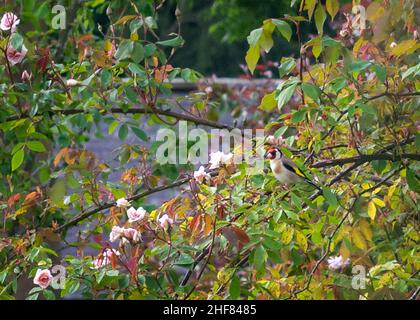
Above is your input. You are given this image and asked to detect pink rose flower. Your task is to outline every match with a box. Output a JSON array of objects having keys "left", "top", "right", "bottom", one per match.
[
  {"left": 122, "top": 228, "right": 141, "bottom": 244},
  {"left": 127, "top": 206, "right": 147, "bottom": 223},
  {"left": 109, "top": 226, "right": 124, "bottom": 242},
  {"left": 158, "top": 214, "right": 174, "bottom": 230},
  {"left": 21, "top": 70, "right": 32, "bottom": 82},
  {"left": 33, "top": 269, "right": 53, "bottom": 289},
  {"left": 0, "top": 13, "right": 20, "bottom": 32},
  {"left": 6, "top": 44, "right": 27, "bottom": 66},
  {"left": 92, "top": 248, "right": 120, "bottom": 269}
]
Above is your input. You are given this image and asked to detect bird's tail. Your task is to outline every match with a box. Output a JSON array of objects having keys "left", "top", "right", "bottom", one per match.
[{"left": 304, "top": 178, "right": 322, "bottom": 191}]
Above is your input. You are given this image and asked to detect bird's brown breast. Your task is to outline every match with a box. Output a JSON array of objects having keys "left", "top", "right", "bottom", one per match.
[{"left": 270, "top": 160, "right": 283, "bottom": 175}]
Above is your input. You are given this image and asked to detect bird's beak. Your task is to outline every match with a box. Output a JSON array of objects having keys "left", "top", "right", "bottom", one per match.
[{"left": 264, "top": 151, "right": 272, "bottom": 159}]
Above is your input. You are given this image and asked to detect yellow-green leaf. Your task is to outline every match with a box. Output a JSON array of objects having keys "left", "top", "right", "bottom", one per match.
[
  {"left": 295, "top": 230, "right": 308, "bottom": 252},
  {"left": 258, "top": 91, "right": 277, "bottom": 111},
  {"left": 391, "top": 40, "right": 420, "bottom": 57},
  {"left": 372, "top": 198, "right": 385, "bottom": 207},
  {"left": 368, "top": 201, "right": 376, "bottom": 220},
  {"left": 281, "top": 225, "right": 294, "bottom": 245},
  {"left": 326, "top": 0, "right": 339, "bottom": 20},
  {"left": 245, "top": 45, "right": 260, "bottom": 74},
  {"left": 359, "top": 219, "right": 373, "bottom": 242},
  {"left": 352, "top": 229, "right": 367, "bottom": 250}
]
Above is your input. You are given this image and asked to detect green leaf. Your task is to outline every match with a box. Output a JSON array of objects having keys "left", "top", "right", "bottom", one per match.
[
  {"left": 229, "top": 275, "right": 241, "bottom": 299},
  {"left": 27, "top": 141, "right": 46, "bottom": 153},
  {"left": 10, "top": 33, "right": 23, "bottom": 50},
  {"left": 108, "top": 120, "right": 119, "bottom": 135},
  {"left": 131, "top": 126, "right": 148, "bottom": 142},
  {"left": 101, "top": 69, "right": 112, "bottom": 87},
  {"left": 131, "top": 42, "right": 145, "bottom": 63},
  {"left": 258, "top": 91, "right": 277, "bottom": 111},
  {"left": 118, "top": 124, "right": 128, "bottom": 141},
  {"left": 272, "top": 19, "right": 292, "bottom": 41},
  {"left": 322, "top": 187, "right": 338, "bottom": 208},
  {"left": 314, "top": 4, "right": 326, "bottom": 35},
  {"left": 156, "top": 35, "right": 185, "bottom": 47},
  {"left": 43, "top": 289, "right": 55, "bottom": 300},
  {"left": 291, "top": 110, "right": 306, "bottom": 123},
  {"left": 254, "top": 245, "right": 267, "bottom": 270},
  {"left": 277, "top": 82, "right": 298, "bottom": 110},
  {"left": 115, "top": 40, "right": 133, "bottom": 61},
  {"left": 128, "top": 63, "right": 145, "bottom": 76},
  {"left": 247, "top": 28, "right": 263, "bottom": 46},
  {"left": 175, "top": 253, "right": 194, "bottom": 265},
  {"left": 372, "top": 64, "right": 387, "bottom": 83},
  {"left": 125, "top": 86, "right": 138, "bottom": 104},
  {"left": 407, "top": 168, "right": 420, "bottom": 191},
  {"left": 50, "top": 179, "right": 66, "bottom": 206},
  {"left": 302, "top": 83, "right": 321, "bottom": 102},
  {"left": 245, "top": 45, "right": 260, "bottom": 74},
  {"left": 278, "top": 57, "right": 296, "bottom": 78},
  {"left": 12, "top": 148, "right": 24, "bottom": 171}
]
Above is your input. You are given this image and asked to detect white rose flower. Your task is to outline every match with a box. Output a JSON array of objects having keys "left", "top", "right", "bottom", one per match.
[
  {"left": 209, "top": 151, "right": 234, "bottom": 169},
  {"left": 116, "top": 198, "right": 130, "bottom": 208},
  {"left": 327, "top": 255, "right": 350, "bottom": 271},
  {"left": 193, "top": 166, "right": 210, "bottom": 183}
]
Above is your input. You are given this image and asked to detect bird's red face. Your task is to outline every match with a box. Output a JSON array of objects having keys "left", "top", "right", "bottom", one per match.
[{"left": 265, "top": 148, "right": 282, "bottom": 160}]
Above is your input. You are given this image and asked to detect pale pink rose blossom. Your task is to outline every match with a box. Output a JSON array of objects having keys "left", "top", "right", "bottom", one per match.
[
  {"left": 122, "top": 228, "right": 141, "bottom": 244},
  {"left": 66, "top": 79, "right": 79, "bottom": 87},
  {"left": 158, "top": 214, "right": 173, "bottom": 230},
  {"left": 0, "top": 13, "right": 20, "bottom": 32},
  {"left": 21, "top": 70, "right": 32, "bottom": 82},
  {"left": 327, "top": 255, "right": 350, "bottom": 271},
  {"left": 33, "top": 269, "right": 53, "bottom": 289},
  {"left": 92, "top": 248, "right": 120, "bottom": 269},
  {"left": 109, "top": 226, "right": 124, "bottom": 242},
  {"left": 193, "top": 166, "right": 210, "bottom": 184},
  {"left": 204, "top": 86, "right": 213, "bottom": 95},
  {"left": 209, "top": 151, "right": 234, "bottom": 169},
  {"left": 127, "top": 206, "right": 147, "bottom": 223},
  {"left": 266, "top": 135, "right": 283, "bottom": 146},
  {"left": 6, "top": 44, "right": 27, "bottom": 66},
  {"left": 116, "top": 198, "right": 130, "bottom": 208}
]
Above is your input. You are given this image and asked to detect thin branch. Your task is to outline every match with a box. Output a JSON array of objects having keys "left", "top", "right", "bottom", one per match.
[
  {"left": 312, "top": 153, "right": 419, "bottom": 168},
  {"left": 56, "top": 176, "right": 191, "bottom": 232}
]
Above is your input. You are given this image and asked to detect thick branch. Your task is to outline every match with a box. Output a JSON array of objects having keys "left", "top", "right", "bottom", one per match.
[{"left": 5, "top": 107, "right": 235, "bottom": 131}]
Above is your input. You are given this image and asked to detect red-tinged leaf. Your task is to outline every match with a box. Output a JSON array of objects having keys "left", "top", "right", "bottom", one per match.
[
  {"left": 127, "top": 257, "right": 138, "bottom": 279},
  {"left": 77, "top": 34, "right": 94, "bottom": 44},
  {"left": 190, "top": 214, "right": 202, "bottom": 236},
  {"left": 231, "top": 226, "right": 250, "bottom": 245},
  {"left": 35, "top": 48, "right": 50, "bottom": 72},
  {"left": 110, "top": 250, "right": 118, "bottom": 269},
  {"left": 7, "top": 194, "right": 21, "bottom": 207}
]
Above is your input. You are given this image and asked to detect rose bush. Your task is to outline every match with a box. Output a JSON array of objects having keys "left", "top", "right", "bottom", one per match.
[{"left": 0, "top": 0, "right": 419, "bottom": 300}]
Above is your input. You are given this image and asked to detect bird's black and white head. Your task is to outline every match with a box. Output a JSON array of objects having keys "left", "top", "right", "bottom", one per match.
[{"left": 265, "top": 147, "right": 282, "bottom": 160}]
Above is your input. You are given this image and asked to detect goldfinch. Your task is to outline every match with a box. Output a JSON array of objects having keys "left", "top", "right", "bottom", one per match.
[{"left": 265, "top": 147, "right": 320, "bottom": 190}]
